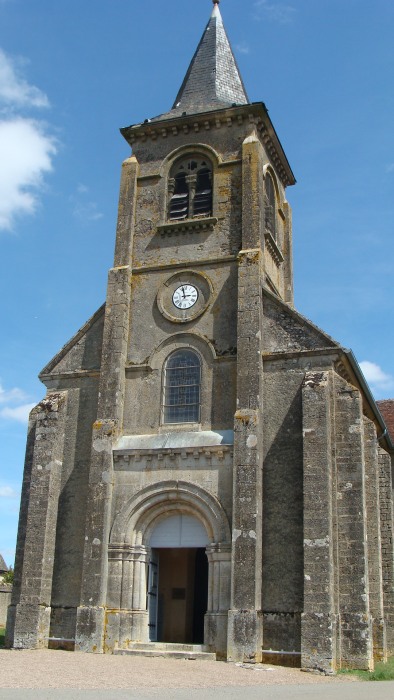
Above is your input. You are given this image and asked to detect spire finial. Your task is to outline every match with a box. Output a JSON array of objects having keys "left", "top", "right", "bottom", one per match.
[{"left": 213, "top": 0, "right": 220, "bottom": 5}]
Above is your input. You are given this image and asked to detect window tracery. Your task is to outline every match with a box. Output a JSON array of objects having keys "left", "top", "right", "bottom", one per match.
[{"left": 162, "top": 349, "right": 201, "bottom": 424}]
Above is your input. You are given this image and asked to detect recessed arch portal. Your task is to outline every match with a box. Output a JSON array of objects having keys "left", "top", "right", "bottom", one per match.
[
  {"left": 110, "top": 480, "right": 231, "bottom": 547},
  {"left": 107, "top": 481, "right": 232, "bottom": 652}
]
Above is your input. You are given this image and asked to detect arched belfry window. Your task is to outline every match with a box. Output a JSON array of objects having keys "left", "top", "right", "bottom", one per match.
[
  {"left": 264, "top": 173, "right": 276, "bottom": 240},
  {"left": 168, "top": 157, "right": 212, "bottom": 221},
  {"left": 163, "top": 349, "right": 201, "bottom": 424}
]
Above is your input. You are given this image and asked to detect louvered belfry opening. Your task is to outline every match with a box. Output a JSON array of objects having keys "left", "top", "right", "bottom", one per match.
[
  {"left": 168, "top": 157, "right": 212, "bottom": 220},
  {"left": 264, "top": 173, "right": 276, "bottom": 240}
]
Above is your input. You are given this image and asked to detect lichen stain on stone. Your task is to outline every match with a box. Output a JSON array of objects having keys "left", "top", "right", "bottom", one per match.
[
  {"left": 247, "top": 435, "right": 258, "bottom": 448},
  {"left": 45, "top": 459, "right": 62, "bottom": 471},
  {"left": 235, "top": 410, "right": 257, "bottom": 426},
  {"left": 304, "top": 536, "right": 330, "bottom": 548},
  {"left": 93, "top": 438, "right": 112, "bottom": 455}
]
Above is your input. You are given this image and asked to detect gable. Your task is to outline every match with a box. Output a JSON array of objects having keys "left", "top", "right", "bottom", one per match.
[
  {"left": 39, "top": 305, "right": 105, "bottom": 379},
  {"left": 262, "top": 289, "right": 340, "bottom": 354}
]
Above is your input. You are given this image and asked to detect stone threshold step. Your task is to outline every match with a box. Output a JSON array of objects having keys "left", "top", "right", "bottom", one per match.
[
  {"left": 114, "top": 643, "right": 216, "bottom": 661},
  {"left": 125, "top": 643, "right": 208, "bottom": 652}
]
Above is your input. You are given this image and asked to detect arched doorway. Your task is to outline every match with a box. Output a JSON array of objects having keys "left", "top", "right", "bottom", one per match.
[
  {"left": 148, "top": 514, "right": 209, "bottom": 643},
  {"left": 108, "top": 481, "right": 232, "bottom": 656}
]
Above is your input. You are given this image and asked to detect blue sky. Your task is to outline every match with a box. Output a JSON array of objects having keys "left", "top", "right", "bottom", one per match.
[{"left": 0, "top": 0, "right": 393, "bottom": 567}]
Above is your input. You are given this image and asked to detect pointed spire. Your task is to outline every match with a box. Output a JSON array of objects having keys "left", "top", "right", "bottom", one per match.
[{"left": 155, "top": 1, "right": 249, "bottom": 121}]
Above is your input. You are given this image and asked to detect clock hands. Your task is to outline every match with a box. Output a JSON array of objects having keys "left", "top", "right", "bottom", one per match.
[{"left": 172, "top": 284, "right": 198, "bottom": 309}]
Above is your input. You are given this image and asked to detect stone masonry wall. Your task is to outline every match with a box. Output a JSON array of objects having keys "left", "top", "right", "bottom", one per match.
[
  {"left": 363, "top": 416, "right": 386, "bottom": 661},
  {"left": 262, "top": 365, "right": 304, "bottom": 654},
  {"left": 334, "top": 374, "right": 372, "bottom": 670},
  {"left": 49, "top": 380, "right": 100, "bottom": 643},
  {"left": 7, "top": 392, "right": 68, "bottom": 649},
  {"left": 378, "top": 447, "right": 394, "bottom": 651}
]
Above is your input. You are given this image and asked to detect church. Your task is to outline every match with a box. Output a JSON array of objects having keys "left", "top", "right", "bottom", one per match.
[{"left": 6, "top": 0, "right": 394, "bottom": 672}]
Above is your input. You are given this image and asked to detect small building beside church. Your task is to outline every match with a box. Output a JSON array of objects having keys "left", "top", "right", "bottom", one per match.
[
  {"left": 6, "top": 1, "right": 394, "bottom": 672},
  {"left": 0, "top": 554, "right": 11, "bottom": 628}
]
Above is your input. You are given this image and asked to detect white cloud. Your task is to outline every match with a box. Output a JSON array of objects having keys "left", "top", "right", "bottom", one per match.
[
  {"left": 0, "top": 486, "right": 18, "bottom": 499},
  {"left": 0, "top": 381, "right": 36, "bottom": 423},
  {"left": 0, "top": 382, "right": 27, "bottom": 404},
  {"left": 0, "top": 48, "right": 49, "bottom": 108},
  {"left": 0, "top": 117, "right": 57, "bottom": 230},
  {"left": 359, "top": 361, "right": 394, "bottom": 396},
  {"left": 235, "top": 42, "right": 250, "bottom": 55},
  {"left": 0, "top": 47, "right": 57, "bottom": 231},
  {"left": 254, "top": 0, "right": 296, "bottom": 24},
  {"left": 0, "top": 403, "right": 36, "bottom": 423}
]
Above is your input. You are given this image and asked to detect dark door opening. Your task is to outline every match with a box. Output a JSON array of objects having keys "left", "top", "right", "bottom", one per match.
[{"left": 152, "top": 547, "right": 208, "bottom": 644}]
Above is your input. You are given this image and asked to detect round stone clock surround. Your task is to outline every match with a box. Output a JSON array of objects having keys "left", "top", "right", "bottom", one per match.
[{"left": 157, "top": 270, "right": 213, "bottom": 323}]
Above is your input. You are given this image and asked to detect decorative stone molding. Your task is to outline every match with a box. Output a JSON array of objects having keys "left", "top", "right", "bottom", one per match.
[
  {"left": 158, "top": 216, "right": 218, "bottom": 237},
  {"left": 264, "top": 230, "right": 284, "bottom": 266},
  {"left": 110, "top": 480, "right": 232, "bottom": 546},
  {"left": 113, "top": 445, "right": 233, "bottom": 465},
  {"left": 120, "top": 104, "right": 295, "bottom": 188},
  {"left": 335, "top": 359, "right": 353, "bottom": 385}
]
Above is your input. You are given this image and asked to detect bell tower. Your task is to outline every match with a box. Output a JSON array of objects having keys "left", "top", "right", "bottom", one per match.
[{"left": 74, "top": 0, "right": 296, "bottom": 662}]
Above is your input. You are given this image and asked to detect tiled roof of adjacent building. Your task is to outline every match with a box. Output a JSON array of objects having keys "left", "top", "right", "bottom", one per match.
[
  {"left": 151, "top": 1, "right": 249, "bottom": 121},
  {"left": 0, "top": 554, "right": 8, "bottom": 573},
  {"left": 377, "top": 400, "right": 394, "bottom": 443}
]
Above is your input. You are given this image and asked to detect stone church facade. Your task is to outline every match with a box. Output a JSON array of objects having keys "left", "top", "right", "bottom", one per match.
[{"left": 6, "top": 1, "right": 394, "bottom": 672}]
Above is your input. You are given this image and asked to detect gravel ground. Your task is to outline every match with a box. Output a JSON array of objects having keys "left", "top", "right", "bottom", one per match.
[{"left": 0, "top": 649, "right": 355, "bottom": 690}]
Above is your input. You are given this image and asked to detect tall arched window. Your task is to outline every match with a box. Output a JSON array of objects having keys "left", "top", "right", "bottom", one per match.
[
  {"left": 168, "top": 157, "right": 212, "bottom": 221},
  {"left": 163, "top": 349, "right": 201, "bottom": 424},
  {"left": 264, "top": 173, "right": 276, "bottom": 240}
]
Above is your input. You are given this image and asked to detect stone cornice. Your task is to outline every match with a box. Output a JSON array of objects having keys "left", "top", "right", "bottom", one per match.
[
  {"left": 113, "top": 445, "right": 233, "bottom": 464},
  {"left": 263, "top": 348, "right": 341, "bottom": 362},
  {"left": 121, "top": 103, "right": 295, "bottom": 188},
  {"left": 40, "top": 369, "right": 101, "bottom": 382},
  {"left": 131, "top": 254, "right": 237, "bottom": 275}
]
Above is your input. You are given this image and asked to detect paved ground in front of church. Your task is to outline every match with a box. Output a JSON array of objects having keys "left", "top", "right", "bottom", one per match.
[{"left": 1, "top": 648, "right": 393, "bottom": 699}]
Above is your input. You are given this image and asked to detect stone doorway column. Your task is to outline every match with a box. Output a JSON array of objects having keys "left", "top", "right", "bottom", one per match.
[
  {"left": 205, "top": 543, "right": 231, "bottom": 659},
  {"left": 105, "top": 544, "right": 150, "bottom": 651}
]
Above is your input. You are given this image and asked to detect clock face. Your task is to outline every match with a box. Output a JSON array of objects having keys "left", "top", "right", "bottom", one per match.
[{"left": 172, "top": 284, "right": 199, "bottom": 309}]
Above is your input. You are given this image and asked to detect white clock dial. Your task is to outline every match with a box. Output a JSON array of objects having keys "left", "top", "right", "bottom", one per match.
[{"left": 172, "top": 284, "right": 199, "bottom": 309}]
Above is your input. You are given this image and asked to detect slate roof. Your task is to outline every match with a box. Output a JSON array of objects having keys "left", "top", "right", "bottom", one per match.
[
  {"left": 152, "top": 1, "right": 249, "bottom": 121},
  {"left": 0, "top": 554, "right": 8, "bottom": 573}
]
